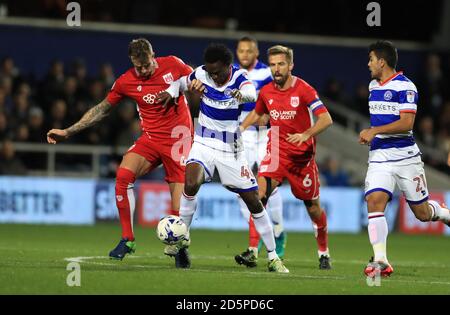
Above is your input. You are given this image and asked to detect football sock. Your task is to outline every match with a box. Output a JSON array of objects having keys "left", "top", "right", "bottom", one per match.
[
  {"left": 267, "top": 250, "right": 278, "bottom": 261},
  {"left": 115, "top": 167, "right": 136, "bottom": 241},
  {"left": 312, "top": 210, "right": 329, "bottom": 256},
  {"left": 428, "top": 200, "right": 450, "bottom": 221},
  {"left": 368, "top": 212, "right": 388, "bottom": 263},
  {"left": 267, "top": 188, "right": 284, "bottom": 237},
  {"left": 180, "top": 191, "right": 197, "bottom": 229},
  {"left": 251, "top": 210, "right": 276, "bottom": 256}
]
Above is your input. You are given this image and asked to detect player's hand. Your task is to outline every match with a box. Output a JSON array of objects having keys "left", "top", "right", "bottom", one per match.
[
  {"left": 359, "top": 128, "right": 376, "bottom": 145},
  {"left": 47, "top": 129, "right": 69, "bottom": 144},
  {"left": 188, "top": 79, "right": 205, "bottom": 95},
  {"left": 286, "top": 133, "right": 310, "bottom": 146},
  {"left": 157, "top": 91, "right": 178, "bottom": 111},
  {"left": 230, "top": 89, "right": 243, "bottom": 102}
]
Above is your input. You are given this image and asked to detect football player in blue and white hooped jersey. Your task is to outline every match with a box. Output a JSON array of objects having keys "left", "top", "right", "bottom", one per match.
[
  {"left": 233, "top": 36, "right": 287, "bottom": 265},
  {"left": 161, "top": 43, "right": 289, "bottom": 273},
  {"left": 360, "top": 40, "right": 450, "bottom": 278}
]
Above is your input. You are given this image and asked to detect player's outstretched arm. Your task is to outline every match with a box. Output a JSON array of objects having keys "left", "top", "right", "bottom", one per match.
[{"left": 46, "top": 98, "right": 113, "bottom": 144}]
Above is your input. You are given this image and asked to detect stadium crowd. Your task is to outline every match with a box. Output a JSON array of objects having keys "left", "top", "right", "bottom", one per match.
[{"left": 0, "top": 53, "right": 449, "bottom": 180}]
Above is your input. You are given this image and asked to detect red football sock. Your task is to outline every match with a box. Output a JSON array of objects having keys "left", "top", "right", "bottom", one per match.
[
  {"left": 115, "top": 167, "right": 136, "bottom": 241},
  {"left": 249, "top": 217, "right": 260, "bottom": 248},
  {"left": 312, "top": 210, "right": 328, "bottom": 252}
]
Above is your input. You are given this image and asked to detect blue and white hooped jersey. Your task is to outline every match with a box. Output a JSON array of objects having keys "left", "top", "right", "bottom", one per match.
[
  {"left": 189, "top": 65, "right": 254, "bottom": 152},
  {"left": 368, "top": 72, "right": 421, "bottom": 164},
  {"left": 234, "top": 60, "right": 272, "bottom": 116}
]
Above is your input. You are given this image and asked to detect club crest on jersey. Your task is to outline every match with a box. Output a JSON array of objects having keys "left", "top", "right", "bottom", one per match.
[
  {"left": 384, "top": 91, "right": 393, "bottom": 101},
  {"left": 224, "top": 88, "right": 233, "bottom": 97},
  {"left": 290, "top": 96, "right": 300, "bottom": 108},
  {"left": 269, "top": 99, "right": 273, "bottom": 105},
  {"left": 406, "top": 91, "right": 415, "bottom": 103},
  {"left": 163, "top": 73, "right": 174, "bottom": 84},
  {"left": 137, "top": 85, "right": 142, "bottom": 91}
]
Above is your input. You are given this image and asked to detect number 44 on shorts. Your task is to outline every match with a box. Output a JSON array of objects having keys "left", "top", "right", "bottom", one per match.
[{"left": 241, "top": 166, "right": 251, "bottom": 179}]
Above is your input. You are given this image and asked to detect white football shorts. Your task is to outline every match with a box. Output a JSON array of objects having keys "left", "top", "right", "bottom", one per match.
[
  {"left": 186, "top": 141, "right": 258, "bottom": 193},
  {"left": 364, "top": 160, "right": 429, "bottom": 204}
]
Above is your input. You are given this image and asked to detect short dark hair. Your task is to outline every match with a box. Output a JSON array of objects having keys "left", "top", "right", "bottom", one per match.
[
  {"left": 204, "top": 43, "right": 233, "bottom": 66},
  {"left": 369, "top": 40, "right": 398, "bottom": 69},
  {"left": 128, "top": 38, "right": 153, "bottom": 61},
  {"left": 238, "top": 36, "right": 258, "bottom": 48}
]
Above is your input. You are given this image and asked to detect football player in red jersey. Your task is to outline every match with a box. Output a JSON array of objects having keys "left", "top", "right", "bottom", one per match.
[
  {"left": 47, "top": 38, "right": 201, "bottom": 263},
  {"left": 238, "top": 45, "right": 334, "bottom": 269}
]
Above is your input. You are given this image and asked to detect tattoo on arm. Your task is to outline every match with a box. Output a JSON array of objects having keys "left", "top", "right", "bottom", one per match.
[{"left": 65, "top": 99, "right": 112, "bottom": 136}]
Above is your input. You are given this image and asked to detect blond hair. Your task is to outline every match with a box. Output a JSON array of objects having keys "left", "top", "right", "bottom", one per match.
[{"left": 267, "top": 45, "right": 293, "bottom": 64}]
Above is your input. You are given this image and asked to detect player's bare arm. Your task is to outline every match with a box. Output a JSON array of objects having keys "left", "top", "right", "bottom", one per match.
[
  {"left": 240, "top": 110, "right": 263, "bottom": 132},
  {"left": 46, "top": 98, "right": 112, "bottom": 144},
  {"left": 287, "top": 111, "right": 333, "bottom": 146},
  {"left": 359, "top": 112, "right": 415, "bottom": 145},
  {"left": 158, "top": 78, "right": 204, "bottom": 108}
]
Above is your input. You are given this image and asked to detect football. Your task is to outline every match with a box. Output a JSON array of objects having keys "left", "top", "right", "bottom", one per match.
[{"left": 156, "top": 215, "right": 188, "bottom": 245}]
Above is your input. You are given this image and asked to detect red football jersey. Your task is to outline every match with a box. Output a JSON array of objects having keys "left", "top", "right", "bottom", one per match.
[
  {"left": 255, "top": 76, "right": 328, "bottom": 159},
  {"left": 107, "top": 56, "right": 193, "bottom": 140}
]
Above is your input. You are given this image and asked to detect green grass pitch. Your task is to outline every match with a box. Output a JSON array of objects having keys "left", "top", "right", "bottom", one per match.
[{"left": 0, "top": 223, "right": 449, "bottom": 294}]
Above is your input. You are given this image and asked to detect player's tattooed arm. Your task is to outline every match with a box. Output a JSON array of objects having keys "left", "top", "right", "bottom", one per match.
[
  {"left": 47, "top": 98, "right": 113, "bottom": 144},
  {"left": 65, "top": 99, "right": 113, "bottom": 136}
]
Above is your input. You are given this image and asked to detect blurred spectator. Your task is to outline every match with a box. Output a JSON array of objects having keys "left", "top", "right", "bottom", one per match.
[
  {"left": 87, "top": 79, "right": 106, "bottom": 105},
  {"left": 350, "top": 82, "right": 370, "bottom": 116},
  {"left": 321, "top": 156, "right": 350, "bottom": 187},
  {"left": 0, "top": 75, "right": 13, "bottom": 111},
  {"left": 27, "top": 106, "right": 46, "bottom": 143},
  {"left": 0, "top": 56, "right": 20, "bottom": 80},
  {"left": 115, "top": 119, "right": 141, "bottom": 147},
  {"left": 14, "top": 123, "right": 29, "bottom": 142},
  {"left": 416, "top": 116, "right": 436, "bottom": 148},
  {"left": 323, "top": 78, "right": 348, "bottom": 104},
  {"left": 11, "top": 92, "right": 30, "bottom": 126},
  {"left": 0, "top": 87, "right": 6, "bottom": 113},
  {"left": 98, "top": 63, "right": 115, "bottom": 88},
  {"left": 71, "top": 58, "right": 89, "bottom": 99},
  {"left": 436, "top": 101, "right": 450, "bottom": 153},
  {"left": 14, "top": 82, "right": 32, "bottom": 99},
  {"left": 77, "top": 79, "right": 110, "bottom": 145},
  {"left": 0, "top": 139, "right": 27, "bottom": 175},
  {"left": 46, "top": 99, "right": 69, "bottom": 131},
  {"left": 416, "top": 116, "right": 441, "bottom": 167},
  {"left": 0, "top": 111, "right": 12, "bottom": 140},
  {"left": 418, "top": 54, "right": 448, "bottom": 120},
  {"left": 40, "top": 59, "right": 65, "bottom": 107},
  {"left": 112, "top": 101, "right": 139, "bottom": 146}
]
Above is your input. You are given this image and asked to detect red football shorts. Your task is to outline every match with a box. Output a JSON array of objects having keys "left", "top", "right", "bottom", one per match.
[
  {"left": 258, "top": 153, "right": 320, "bottom": 200},
  {"left": 126, "top": 133, "right": 191, "bottom": 183}
]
